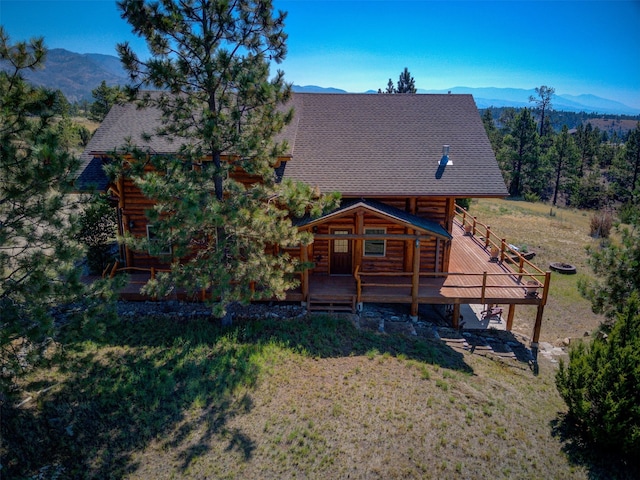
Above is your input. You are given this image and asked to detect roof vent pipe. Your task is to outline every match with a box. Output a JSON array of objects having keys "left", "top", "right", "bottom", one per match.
[{"left": 440, "top": 145, "right": 452, "bottom": 166}]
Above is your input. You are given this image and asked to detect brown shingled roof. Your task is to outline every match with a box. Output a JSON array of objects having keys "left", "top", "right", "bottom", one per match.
[
  {"left": 282, "top": 93, "right": 507, "bottom": 197},
  {"left": 77, "top": 92, "right": 507, "bottom": 198}
]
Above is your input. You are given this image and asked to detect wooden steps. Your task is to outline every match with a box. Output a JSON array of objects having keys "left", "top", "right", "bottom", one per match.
[{"left": 307, "top": 294, "right": 356, "bottom": 314}]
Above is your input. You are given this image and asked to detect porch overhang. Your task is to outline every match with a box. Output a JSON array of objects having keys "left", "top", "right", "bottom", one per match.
[{"left": 294, "top": 198, "right": 452, "bottom": 241}]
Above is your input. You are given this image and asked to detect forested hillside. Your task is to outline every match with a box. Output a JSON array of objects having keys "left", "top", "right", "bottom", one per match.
[{"left": 481, "top": 105, "right": 640, "bottom": 212}]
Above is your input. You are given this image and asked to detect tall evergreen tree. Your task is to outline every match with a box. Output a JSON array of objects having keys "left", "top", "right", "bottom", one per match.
[
  {"left": 115, "top": 0, "right": 339, "bottom": 317},
  {"left": 481, "top": 108, "right": 502, "bottom": 155},
  {"left": 575, "top": 123, "right": 598, "bottom": 177},
  {"left": 547, "top": 125, "right": 580, "bottom": 205},
  {"left": 0, "top": 29, "right": 101, "bottom": 391},
  {"left": 396, "top": 67, "right": 416, "bottom": 94},
  {"left": 529, "top": 85, "right": 554, "bottom": 136},
  {"left": 498, "top": 108, "right": 540, "bottom": 197},
  {"left": 611, "top": 122, "right": 640, "bottom": 202}
]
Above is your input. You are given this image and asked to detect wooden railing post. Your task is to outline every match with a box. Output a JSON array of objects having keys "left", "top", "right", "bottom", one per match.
[
  {"left": 500, "top": 238, "right": 507, "bottom": 263},
  {"left": 541, "top": 271, "right": 551, "bottom": 304},
  {"left": 485, "top": 225, "right": 491, "bottom": 248},
  {"left": 354, "top": 265, "right": 362, "bottom": 304},
  {"left": 109, "top": 261, "right": 119, "bottom": 278},
  {"left": 472, "top": 216, "right": 477, "bottom": 236},
  {"left": 518, "top": 257, "right": 524, "bottom": 282}
]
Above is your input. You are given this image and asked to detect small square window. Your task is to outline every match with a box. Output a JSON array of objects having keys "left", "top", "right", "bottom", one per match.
[
  {"left": 146, "top": 225, "right": 172, "bottom": 255},
  {"left": 364, "top": 228, "right": 386, "bottom": 257}
]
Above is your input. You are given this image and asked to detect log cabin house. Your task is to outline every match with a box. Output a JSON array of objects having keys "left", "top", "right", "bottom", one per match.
[{"left": 77, "top": 92, "right": 550, "bottom": 346}]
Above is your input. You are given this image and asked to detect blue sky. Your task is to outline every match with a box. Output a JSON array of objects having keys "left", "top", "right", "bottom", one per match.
[{"left": 2, "top": 0, "right": 639, "bottom": 108}]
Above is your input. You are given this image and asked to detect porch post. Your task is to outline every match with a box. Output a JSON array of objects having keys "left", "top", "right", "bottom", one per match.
[
  {"left": 301, "top": 242, "right": 309, "bottom": 305},
  {"left": 410, "top": 234, "right": 421, "bottom": 318},
  {"left": 404, "top": 198, "right": 417, "bottom": 272},
  {"left": 355, "top": 211, "right": 364, "bottom": 272}
]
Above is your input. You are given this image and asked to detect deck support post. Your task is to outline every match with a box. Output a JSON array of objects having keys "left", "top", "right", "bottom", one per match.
[
  {"left": 531, "top": 304, "right": 545, "bottom": 346},
  {"left": 452, "top": 303, "right": 461, "bottom": 329},
  {"left": 506, "top": 304, "right": 516, "bottom": 331},
  {"left": 410, "top": 235, "right": 421, "bottom": 317}
]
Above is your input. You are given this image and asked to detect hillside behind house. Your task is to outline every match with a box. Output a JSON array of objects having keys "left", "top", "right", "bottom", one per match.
[{"left": 0, "top": 48, "right": 128, "bottom": 103}]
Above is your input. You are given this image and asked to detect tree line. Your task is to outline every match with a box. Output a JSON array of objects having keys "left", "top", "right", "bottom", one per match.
[{"left": 482, "top": 90, "right": 640, "bottom": 212}]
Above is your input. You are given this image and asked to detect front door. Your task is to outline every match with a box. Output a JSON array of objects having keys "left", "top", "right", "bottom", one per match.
[{"left": 330, "top": 229, "right": 353, "bottom": 275}]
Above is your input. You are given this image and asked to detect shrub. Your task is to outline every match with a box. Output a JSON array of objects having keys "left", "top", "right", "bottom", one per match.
[
  {"left": 618, "top": 200, "right": 639, "bottom": 225},
  {"left": 556, "top": 294, "right": 640, "bottom": 457},
  {"left": 523, "top": 192, "right": 540, "bottom": 203},
  {"left": 75, "top": 194, "right": 118, "bottom": 274},
  {"left": 455, "top": 198, "right": 471, "bottom": 211},
  {"left": 589, "top": 210, "right": 614, "bottom": 238}
]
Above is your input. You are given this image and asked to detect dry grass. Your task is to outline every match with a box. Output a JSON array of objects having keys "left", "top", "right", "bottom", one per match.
[
  {"left": 3, "top": 198, "right": 637, "bottom": 479},
  {"left": 468, "top": 198, "right": 606, "bottom": 344},
  {"left": 130, "top": 353, "right": 575, "bottom": 480},
  {"left": 5, "top": 312, "right": 636, "bottom": 479}
]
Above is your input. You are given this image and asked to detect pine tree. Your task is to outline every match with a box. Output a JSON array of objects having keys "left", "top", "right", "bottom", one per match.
[
  {"left": 89, "top": 80, "right": 124, "bottom": 122},
  {"left": 0, "top": 29, "right": 98, "bottom": 391},
  {"left": 529, "top": 85, "right": 555, "bottom": 136},
  {"left": 547, "top": 125, "right": 580, "bottom": 205},
  {"left": 498, "top": 108, "right": 541, "bottom": 197},
  {"left": 481, "top": 108, "right": 502, "bottom": 154},
  {"left": 611, "top": 122, "right": 640, "bottom": 202},
  {"left": 385, "top": 78, "right": 395, "bottom": 94},
  {"left": 556, "top": 294, "right": 640, "bottom": 457},
  {"left": 115, "top": 0, "right": 339, "bottom": 317},
  {"left": 396, "top": 67, "right": 416, "bottom": 94}
]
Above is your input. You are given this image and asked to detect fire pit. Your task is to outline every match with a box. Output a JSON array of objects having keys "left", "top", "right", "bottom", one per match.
[{"left": 550, "top": 262, "right": 577, "bottom": 274}]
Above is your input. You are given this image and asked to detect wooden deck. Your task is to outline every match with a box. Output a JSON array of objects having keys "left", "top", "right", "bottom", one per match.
[{"left": 106, "top": 220, "right": 547, "bottom": 309}]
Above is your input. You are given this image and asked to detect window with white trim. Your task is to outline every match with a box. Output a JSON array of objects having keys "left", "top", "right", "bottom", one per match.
[{"left": 364, "top": 228, "right": 386, "bottom": 257}]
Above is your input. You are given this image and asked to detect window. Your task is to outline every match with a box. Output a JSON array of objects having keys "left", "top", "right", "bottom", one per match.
[
  {"left": 364, "top": 228, "right": 386, "bottom": 257},
  {"left": 333, "top": 230, "right": 350, "bottom": 253},
  {"left": 146, "top": 225, "right": 172, "bottom": 255}
]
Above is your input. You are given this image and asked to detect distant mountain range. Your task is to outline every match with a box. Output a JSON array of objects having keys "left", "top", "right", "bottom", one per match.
[
  {"left": 297, "top": 85, "right": 640, "bottom": 116},
  {"left": 3, "top": 48, "right": 638, "bottom": 116}
]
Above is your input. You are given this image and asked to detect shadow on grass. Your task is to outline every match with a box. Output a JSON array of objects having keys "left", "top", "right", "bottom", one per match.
[
  {"left": 550, "top": 413, "right": 639, "bottom": 480},
  {"left": 2, "top": 313, "right": 471, "bottom": 478}
]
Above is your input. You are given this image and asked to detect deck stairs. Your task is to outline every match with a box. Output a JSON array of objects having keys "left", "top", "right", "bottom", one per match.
[{"left": 307, "top": 293, "right": 356, "bottom": 314}]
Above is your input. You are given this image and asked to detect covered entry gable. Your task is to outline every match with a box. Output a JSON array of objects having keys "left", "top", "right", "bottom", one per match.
[{"left": 295, "top": 198, "right": 452, "bottom": 240}]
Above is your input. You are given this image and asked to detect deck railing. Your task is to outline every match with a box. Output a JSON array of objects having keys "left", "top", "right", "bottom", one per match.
[
  {"left": 103, "top": 261, "right": 280, "bottom": 302},
  {"left": 455, "top": 205, "right": 546, "bottom": 278},
  {"left": 355, "top": 270, "right": 550, "bottom": 305}
]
